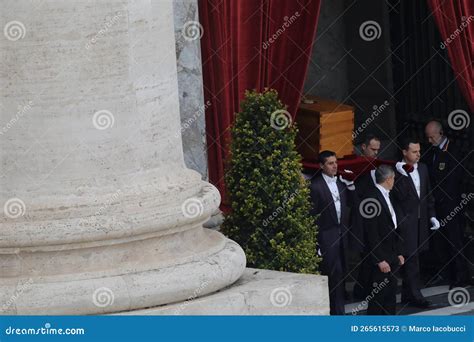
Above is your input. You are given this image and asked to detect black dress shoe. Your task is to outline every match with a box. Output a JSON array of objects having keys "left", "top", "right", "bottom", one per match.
[
  {"left": 400, "top": 295, "right": 412, "bottom": 304},
  {"left": 427, "top": 275, "right": 447, "bottom": 287},
  {"left": 410, "top": 299, "right": 433, "bottom": 308},
  {"left": 449, "top": 282, "right": 467, "bottom": 290}
]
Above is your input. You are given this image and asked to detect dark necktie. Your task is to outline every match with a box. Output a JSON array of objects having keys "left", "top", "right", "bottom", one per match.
[{"left": 433, "top": 147, "right": 441, "bottom": 163}]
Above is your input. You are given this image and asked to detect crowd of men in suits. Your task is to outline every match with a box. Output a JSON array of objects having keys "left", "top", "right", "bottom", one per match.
[{"left": 308, "top": 120, "right": 469, "bottom": 315}]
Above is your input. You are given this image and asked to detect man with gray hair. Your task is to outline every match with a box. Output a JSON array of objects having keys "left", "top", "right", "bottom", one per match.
[
  {"left": 424, "top": 120, "right": 468, "bottom": 288},
  {"left": 363, "top": 164, "right": 404, "bottom": 315}
]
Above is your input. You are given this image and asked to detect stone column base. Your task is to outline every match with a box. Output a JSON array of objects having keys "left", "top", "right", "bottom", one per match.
[
  {"left": 118, "top": 268, "right": 329, "bottom": 315},
  {"left": 1, "top": 234, "right": 245, "bottom": 315}
]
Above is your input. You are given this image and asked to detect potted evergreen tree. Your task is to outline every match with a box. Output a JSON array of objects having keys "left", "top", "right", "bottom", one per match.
[{"left": 222, "top": 89, "right": 319, "bottom": 274}]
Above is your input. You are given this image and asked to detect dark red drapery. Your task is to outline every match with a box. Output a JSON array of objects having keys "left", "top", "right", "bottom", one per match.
[
  {"left": 427, "top": 0, "right": 474, "bottom": 112},
  {"left": 198, "top": 0, "right": 322, "bottom": 202}
]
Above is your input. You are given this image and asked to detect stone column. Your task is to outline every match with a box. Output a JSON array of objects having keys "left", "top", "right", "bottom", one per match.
[{"left": 0, "top": 0, "right": 245, "bottom": 314}]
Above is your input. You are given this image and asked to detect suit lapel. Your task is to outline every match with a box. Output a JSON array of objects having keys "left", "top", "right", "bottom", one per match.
[
  {"left": 375, "top": 188, "right": 394, "bottom": 229},
  {"left": 418, "top": 164, "right": 426, "bottom": 198},
  {"left": 319, "top": 175, "right": 339, "bottom": 223},
  {"left": 407, "top": 172, "right": 419, "bottom": 199}
]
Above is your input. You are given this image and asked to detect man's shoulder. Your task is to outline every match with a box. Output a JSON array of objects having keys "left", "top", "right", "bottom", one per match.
[
  {"left": 309, "top": 172, "right": 324, "bottom": 187},
  {"left": 356, "top": 172, "right": 375, "bottom": 187},
  {"left": 444, "top": 141, "right": 463, "bottom": 159},
  {"left": 365, "top": 185, "right": 381, "bottom": 199},
  {"left": 417, "top": 161, "right": 429, "bottom": 174}
]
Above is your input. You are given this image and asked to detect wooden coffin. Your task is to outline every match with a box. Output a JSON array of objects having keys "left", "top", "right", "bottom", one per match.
[{"left": 295, "top": 95, "right": 354, "bottom": 159}]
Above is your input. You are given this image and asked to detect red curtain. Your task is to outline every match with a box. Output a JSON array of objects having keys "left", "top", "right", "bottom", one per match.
[
  {"left": 428, "top": 0, "right": 474, "bottom": 112},
  {"left": 198, "top": 0, "right": 321, "bottom": 202}
]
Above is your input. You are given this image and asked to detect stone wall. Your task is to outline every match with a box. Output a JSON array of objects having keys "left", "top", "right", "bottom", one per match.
[{"left": 173, "top": 0, "right": 208, "bottom": 180}]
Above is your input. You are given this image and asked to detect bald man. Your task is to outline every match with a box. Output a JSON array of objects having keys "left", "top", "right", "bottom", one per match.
[{"left": 424, "top": 120, "right": 468, "bottom": 289}]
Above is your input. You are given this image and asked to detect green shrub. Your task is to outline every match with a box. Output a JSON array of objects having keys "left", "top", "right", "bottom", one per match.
[{"left": 221, "top": 89, "right": 320, "bottom": 274}]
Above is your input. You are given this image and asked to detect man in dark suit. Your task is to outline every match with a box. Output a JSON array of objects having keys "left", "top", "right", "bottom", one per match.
[
  {"left": 352, "top": 135, "right": 381, "bottom": 248},
  {"left": 364, "top": 164, "right": 404, "bottom": 315},
  {"left": 392, "top": 137, "right": 439, "bottom": 308},
  {"left": 309, "top": 150, "right": 355, "bottom": 315},
  {"left": 352, "top": 135, "right": 380, "bottom": 299},
  {"left": 424, "top": 120, "right": 468, "bottom": 288}
]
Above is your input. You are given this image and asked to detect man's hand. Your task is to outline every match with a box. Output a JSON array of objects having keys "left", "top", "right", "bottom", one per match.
[
  {"left": 378, "top": 260, "right": 391, "bottom": 273},
  {"left": 430, "top": 217, "right": 441, "bottom": 230},
  {"left": 398, "top": 255, "right": 405, "bottom": 266},
  {"left": 338, "top": 169, "right": 355, "bottom": 190},
  {"left": 339, "top": 169, "right": 356, "bottom": 181}
]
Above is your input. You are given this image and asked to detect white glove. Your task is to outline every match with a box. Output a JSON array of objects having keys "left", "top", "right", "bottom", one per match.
[
  {"left": 430, "top": 217, "right": 441, "bottom": 230},
  {"left": 396, "top": 161, "right": 408, "bottom": 176},
  {"left": 338, "top": 170, "right": 355, "bottom": 190}
]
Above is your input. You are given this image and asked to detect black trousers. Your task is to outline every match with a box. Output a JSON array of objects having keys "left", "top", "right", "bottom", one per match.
[
  {"left": 320, "top": 228, "right": 346, "bottom": 315},
  {"left": 432, "top": 204, "right": 467, "bottom": 284},
  {"left": 401, "top": 252, "right": 424, "bottom": 301},
  {"left": 353, "top": 250, "right": 373, "bottom": 299},
  {"left": 367, "top": 266, "right": 398, "bottom": 315}
]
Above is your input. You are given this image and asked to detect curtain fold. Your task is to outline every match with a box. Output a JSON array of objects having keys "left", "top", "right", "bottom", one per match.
[
  {"left": 198, "top": 0, "right": 322, "bottom": 202},
  {"left": 427, "top": 0, "right": 474, "bottom": 112}
]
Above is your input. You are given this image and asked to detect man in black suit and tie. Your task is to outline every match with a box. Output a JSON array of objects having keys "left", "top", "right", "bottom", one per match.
[
  {"left": 352, "top": 135, "right": 380, "bottom": 299},
  {"left": 424, "top": 120, "right": 468, "bottom": 288},
  {"left": 392, "top": 137, "right": 439, "bottom": 308},
  {"left": 309, "top": 150, "right": 355, "bottom": 315},
  {"left": 352, "top": 135, "right": 381, "bottom": 250},
  {"left": 364, "top": 164, "right": 404, "bottom": 315}
]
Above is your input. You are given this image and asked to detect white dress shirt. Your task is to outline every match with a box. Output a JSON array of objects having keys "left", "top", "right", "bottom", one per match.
[
  {"left": 409, "top": 162, "right": 421, "bottom": 198},
  {"left": 438, "top": 136, "right": 448, "bottom": 150},
  {"left": 322, "top": 173, "right": 341, "bottom": 224},
  {"left": 375, "top": 183, "right": 397, "bottom": 228}
]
